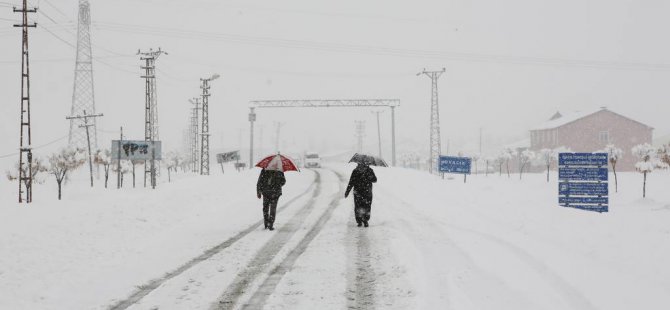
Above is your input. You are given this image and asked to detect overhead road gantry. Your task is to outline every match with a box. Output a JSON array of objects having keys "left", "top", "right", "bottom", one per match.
[{"left": 248, "top": 99, "right": 399, "bottom": 167}]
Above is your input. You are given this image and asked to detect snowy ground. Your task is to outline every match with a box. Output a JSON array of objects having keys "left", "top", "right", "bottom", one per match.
[{"left": 1, "top": 163, "right": 669, "bottom": 309}]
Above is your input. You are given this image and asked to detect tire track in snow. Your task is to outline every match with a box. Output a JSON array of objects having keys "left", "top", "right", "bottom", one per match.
[
  {"left": 210, "top": 169, "right": 330, "bottom": 309},
  {"left": 240, "top": 170, "right": 347, "bottom": 309},
  {"left": 345, "top": 219, "right": 376, "bottom": 310},
  {"left": 382, "top": 189, "right": 598, "bottom": 310},
  {"left": 107, "top": 171, "right": 320, "bottom": 310}
]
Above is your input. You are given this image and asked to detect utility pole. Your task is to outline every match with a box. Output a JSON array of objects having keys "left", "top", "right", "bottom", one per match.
[
  {"left": 138, "top": 48, "right": 166, "bottom": 188},
  {"left": 391, "top": 106, "right": 396, "bottom": 166},
  {"left": 371, "top": 110, "right": 384, "bottom": 158},
  {"left": 479, "top": 127, "right": 483, "bottom": 155},
  {"left": 249, "top": 107, "right": 256, "bottom": 168},
  {"left": 200, "top": 74, "right": 219, "bottom": 175},
  {"left": 117, "top": 126, "right": 123, "bottom": 189},
  {"left": 14, "top": 0, "right": 37, "bottom": 203},
  {"left": 355, "top": 121, "right": 366, "bottom": 153},
  {"left": 69, "top": 0, "right": 99, "bottom": 152},
  {"left": 418, "top": 68, "right": 446, "bottom": 174},
  {"left": 259, "top": 125, "right": 264, "bottom": 156},
  {"left": 189, "top": 98, "right": 200, "bottom": 173},
  {"left": 66, "top": 110, "right": 103, "bottom": 187},
  {"left": 274, "top": 121, "right": 284, "bottom": 152}
]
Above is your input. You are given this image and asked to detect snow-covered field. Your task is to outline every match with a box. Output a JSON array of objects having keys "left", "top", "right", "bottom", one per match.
[{"left": 1, "top": 164, "right": 669, "bottom": 309}]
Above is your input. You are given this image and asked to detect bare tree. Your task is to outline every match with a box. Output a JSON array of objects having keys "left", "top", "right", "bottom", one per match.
[
  {"left": 632, "top": 144, "right": 668, "bottom": 198},
  {"left": 165, "top": 152, "right": 183, "bottom": 182},
  {"left": 113, "top": 161, "right": 132, "bottom": 188},
  {"left": 497, "top": 148, "right": 513, "bottom": 178},
  {"left": 471, "top": 153, "right": 481, "bottom": 175},
  {"left": 601, "top": 144, "right": 623, "bottom": 192},
  {"left": 539, "top": 149, "right": 554, "bottom": 182},
  {"left": 47, "top": 148, "right": 85, "bottom": 200},
  {"left": 6, "top": 157, "right": 47, "bottom": 195},
  {"left": 94, "top": 150, "right": 112, "bottom": 188},
  {"left": 517, "top": 149, "right": 535, "bottom": 180},
  {"left": 659, "top": 143, "right": 670, "bottom": 167}
]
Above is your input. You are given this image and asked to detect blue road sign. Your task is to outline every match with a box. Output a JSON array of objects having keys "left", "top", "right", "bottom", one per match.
[
  {"left": 559, "top": 182, "right": 608, "bottom": 196},
  {"left": 558, "top": 152, "right": 609, "bottom": 213},
  {"left": 559, "top": 167, "right": 608, "bottom": 181},
  {"left": 439, "top": 156, "right": 471, "bottom": 174},
  {"left": 559, "top": 153, "right": 608, "bottom": 166},
  {"left": 560, "top": 204, "right": 609, "bottom": 213},
  {"left": 559, "top": 197, "right": 609, "bottom": 204}
]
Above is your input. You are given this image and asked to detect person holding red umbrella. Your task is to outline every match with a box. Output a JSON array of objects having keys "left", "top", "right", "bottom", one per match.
[{"left": 255, "top": 154, "right": 299, "bottom": 231}]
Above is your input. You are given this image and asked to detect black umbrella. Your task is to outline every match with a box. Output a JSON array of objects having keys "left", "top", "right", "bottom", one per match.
[{"left": 349, "top": 153, "right": 388, "bottom": 167}]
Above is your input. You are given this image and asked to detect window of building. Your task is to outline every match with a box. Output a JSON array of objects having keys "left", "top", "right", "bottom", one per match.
[{"left": 599, "top": 131, "right": 610, "bottom": 144}]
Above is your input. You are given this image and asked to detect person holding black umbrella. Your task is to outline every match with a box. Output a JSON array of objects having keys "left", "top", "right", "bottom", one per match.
[{"left": 345, "top": 155, "right": 380, "bottom": 227}]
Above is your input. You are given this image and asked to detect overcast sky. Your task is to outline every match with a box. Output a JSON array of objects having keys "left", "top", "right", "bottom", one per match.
[{"left": 1, "top": 0, "right": 669, "bottom": 166}]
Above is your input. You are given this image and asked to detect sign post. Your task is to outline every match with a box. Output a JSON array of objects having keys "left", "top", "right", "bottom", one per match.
[
  {"left": 216, "top": 151, "right": 241, "bottom": 174},
  {"left": 558, "top": 153, "right": 609, "bottom": 213},
  {"left": 112, "top": 140, "right": 162, "bottom": 188},
  {"left": 438, "top": 156, "right": 472, "bottom": 182}
]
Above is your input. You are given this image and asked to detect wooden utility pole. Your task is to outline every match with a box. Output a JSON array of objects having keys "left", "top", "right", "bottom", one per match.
[{"left": 66, "top": 110, "right": 103, "bottom": 187}]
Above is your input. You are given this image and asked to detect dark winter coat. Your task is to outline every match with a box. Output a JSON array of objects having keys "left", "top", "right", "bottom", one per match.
[
  {"left": 257, "top": 169, "right": 286, "bottom": 198},
  {"left": 345, "top": 164, "right": 377, "bottom": 198}
]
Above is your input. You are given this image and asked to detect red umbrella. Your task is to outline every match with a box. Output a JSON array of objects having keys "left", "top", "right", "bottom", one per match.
[{"left": 255, "top": 154, "right": 300, "bottom": 172}]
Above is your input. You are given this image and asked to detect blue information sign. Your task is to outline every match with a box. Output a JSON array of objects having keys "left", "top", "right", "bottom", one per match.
[
  {"left": 559, "top": 197, "right": 609, "bottom": 204},
  {"left": 559, "top": 153, "right": 608, "bottom": 166},
  {"left": 558, "top": 153, "right": 609, "bottom": 213},
  {"left": 559, "top": 182, "right": 608, "bottom": 196},
  {"left": 438, "top": 156, "right": 471, "bottom": 174},
  {"left": 558, "top": 167, "right": 608, "bottom": 181}
]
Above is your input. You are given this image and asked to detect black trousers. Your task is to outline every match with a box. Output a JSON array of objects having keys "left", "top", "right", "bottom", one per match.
[
  {"left": 262, "top": 195, "right": 280, "bottom": 226},
  {"left": 353, "top": 193, "right": 372, "bottom": 224}
]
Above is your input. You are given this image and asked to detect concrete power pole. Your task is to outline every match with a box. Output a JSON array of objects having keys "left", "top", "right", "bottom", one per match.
[
  {"left": 66, "top": 110, "right": 103, "bottom": 187},
  {"left": 418, "top": 68, "right": 446, "bottom": 174},
  {"left": 249, "top": 108, "right": 256, "bottom": 168},
  {"left": 371, "top": 110, "right": 384, "bottom": 158},
  {"left": 14, "top": 0, "right": 36, "bottom": 203},
  {"left": 199, "top": 74, "right": 219, "bottom": 175},
  {"left": 274, "top": 121, "right": 284, "bottom": 152},
  {"left": 355, "top": 121, "right": 366, "bottom": 153},
  {"left": 189, "top": 98, "right": 200, "bottom": 173},
  {"left": 138, "top": 48, "right": 166, "bottom": 188},
  {"left": 68, "top": 0, "right": 99, "bottom": 152}
]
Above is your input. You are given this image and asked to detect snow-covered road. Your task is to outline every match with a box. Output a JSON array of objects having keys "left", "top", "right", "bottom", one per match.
[{"left": 1, "top": 164, "right": 669, "bottom": 309}]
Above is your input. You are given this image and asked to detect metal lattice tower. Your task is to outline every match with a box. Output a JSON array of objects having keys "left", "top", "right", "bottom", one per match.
[
  {"left": 418, "top": 68, "right": 445, "bottom": 174},
  {"left": 68, "top": 0, "right": 98, "bottom": 150},
  {"left": 138, "top": 48, "right": 166, "bottom": 187},
  {"left": 355, "top": 121, "right": 366, "bottom": 153},
  {"left": 14, "top": 0, "right": 36, "bottom": 203},
  {"left": 199, "top": 74, "right": 219, "bottom": 175}
]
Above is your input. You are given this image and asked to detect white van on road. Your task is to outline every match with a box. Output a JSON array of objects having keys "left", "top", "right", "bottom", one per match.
[{"left": 304, "top": 152, "right": 321, "bottom": 168}]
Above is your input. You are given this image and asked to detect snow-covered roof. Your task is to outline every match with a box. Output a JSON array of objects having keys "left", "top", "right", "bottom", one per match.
[
  {"left": 532, "top": 108, "right": 603, "bottom": 131},
  {"left": 532, "top": 108, "right": 652, "bottom": 131}
]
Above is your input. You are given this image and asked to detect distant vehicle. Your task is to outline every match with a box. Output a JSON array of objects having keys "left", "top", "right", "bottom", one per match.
[{"left": 304, "top": 152, "right": 321, "bottom": 168}]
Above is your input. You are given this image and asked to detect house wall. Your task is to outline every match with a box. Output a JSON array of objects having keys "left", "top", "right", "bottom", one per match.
[
  {"left": 530, "top": 129, "right": 558, "bottom": 150},
  {"left": 539, "top": 110, "right": 653, "bottom": 171}
]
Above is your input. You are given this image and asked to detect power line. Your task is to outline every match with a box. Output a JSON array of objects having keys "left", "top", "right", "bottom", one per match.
[
  {"left": 91, "top": 21, "right": 670, "bottom": 71},
  {"left": 41, "top": 0, "right": 70, "bottom": 19},
  {"left": 0, "top": 135, "right": 69, "bottom": 158}
]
